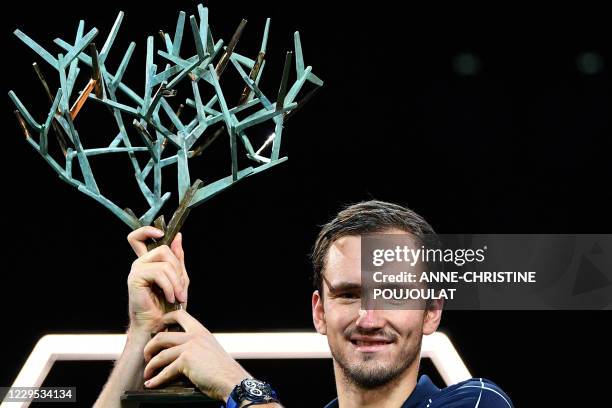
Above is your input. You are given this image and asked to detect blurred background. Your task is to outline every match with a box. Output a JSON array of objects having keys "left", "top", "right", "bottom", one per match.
[{"left": 3, "top": 0, "right": 611, "bottom": 406}]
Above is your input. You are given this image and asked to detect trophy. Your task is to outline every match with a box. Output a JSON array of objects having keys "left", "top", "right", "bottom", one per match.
[{"left": 9, "top": 3, "right": 322, "bottom": 405}]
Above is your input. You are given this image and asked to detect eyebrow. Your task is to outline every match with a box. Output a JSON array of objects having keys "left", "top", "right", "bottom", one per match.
[{"left": 322, "top": 274, "right": 361, "bottom": 293}]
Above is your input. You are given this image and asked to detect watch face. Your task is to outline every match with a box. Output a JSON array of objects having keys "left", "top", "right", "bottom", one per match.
[{"left": 242, "top": 379, "right": 272, "bottom": 400}]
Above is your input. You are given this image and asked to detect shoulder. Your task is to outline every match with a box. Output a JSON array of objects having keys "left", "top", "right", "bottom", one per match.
[{"left": 426, "top": 377, "right": 513, "bottom": 408}]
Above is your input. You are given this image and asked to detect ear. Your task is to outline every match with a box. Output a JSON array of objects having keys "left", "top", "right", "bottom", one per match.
[
  {"left": 312, "top": 290, "right": 327, "bottom": 335},
  {"left": 422, "top": 299, "right": 443, "bottom": 335}
]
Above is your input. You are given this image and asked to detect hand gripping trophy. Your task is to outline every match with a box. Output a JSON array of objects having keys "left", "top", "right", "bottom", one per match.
[{"left": 9, "top": 3, "right": 322, "bottom": 405}]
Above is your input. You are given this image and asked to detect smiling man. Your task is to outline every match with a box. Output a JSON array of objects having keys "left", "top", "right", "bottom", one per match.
[
  {"left": 311, "top": 200, "right": 514, "bottom": 408},
  {"left": 96, "top": 200, "right": 513, "bottom": 407}
]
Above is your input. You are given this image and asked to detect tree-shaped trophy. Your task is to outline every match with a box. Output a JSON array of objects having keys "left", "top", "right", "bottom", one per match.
[{"left": 9, "top": 3, "right": 322, "bottom": 405}]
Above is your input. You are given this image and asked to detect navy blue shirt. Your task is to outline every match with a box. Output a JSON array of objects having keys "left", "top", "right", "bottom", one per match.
[{"left": 324, "top": 375, "right": 513, "bottom": 408}]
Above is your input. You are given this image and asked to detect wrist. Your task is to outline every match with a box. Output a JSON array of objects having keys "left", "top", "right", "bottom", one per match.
[
  {"left": 128, "top": 312, "right": 163, "bottom": 336},
  {"left": 220, "top": 369, "right": 251, "bottom": 402},
  {"left": 226, "top": 377, "right": 280, "bottom": 408},
  {"left": 126, "top": 325, "right": 152, "bottom": 347}
]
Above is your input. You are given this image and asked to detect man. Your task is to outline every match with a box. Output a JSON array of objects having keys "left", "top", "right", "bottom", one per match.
[
  {"left": 96, "top": 200, "right": 513, "bottom": 407},
  {"left": 310, "top": 201, "right": 513, "bottom": 407}
]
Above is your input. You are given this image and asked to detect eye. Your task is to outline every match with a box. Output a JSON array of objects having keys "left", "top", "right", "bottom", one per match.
[{"left": 338, "top": 292, "right": 360, "bottom": 300}]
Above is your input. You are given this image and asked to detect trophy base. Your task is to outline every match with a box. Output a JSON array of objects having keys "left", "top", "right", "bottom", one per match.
[{"left": 121, "top": 386, "right": 217, "bottom": 407}]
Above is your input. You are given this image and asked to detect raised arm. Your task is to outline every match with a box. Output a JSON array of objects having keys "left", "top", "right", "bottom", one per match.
[{"left": 94, "top": 227, "right": 188, "bottom": 408}]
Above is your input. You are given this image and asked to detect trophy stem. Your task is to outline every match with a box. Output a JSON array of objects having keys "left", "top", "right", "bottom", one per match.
[
  {"left": 121, "top": 180, "right": 215, "bottom": 406},
  {"left": 146, "top": 179, "right": 203, "bottom": 252}
]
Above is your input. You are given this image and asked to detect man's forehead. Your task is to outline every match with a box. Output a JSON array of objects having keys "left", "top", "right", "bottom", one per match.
[
  {"left": 327, "top": 229, "right": 415, "bottom": 259},
  {"left": 323, "top": 230, "right": 417, "bottom": 282},
  {"left": 328, "top": 236, "right": 361, "bottom": 261},
  {"left": 324, "top": 235, "right": 361, "bottom": 282}
]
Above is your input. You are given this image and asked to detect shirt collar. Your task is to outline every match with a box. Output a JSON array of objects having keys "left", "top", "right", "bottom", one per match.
[
  {"left": 323, "top": 375, "right": 440, "bottom": 408},
  {"left": 401, "top": 375, "right": 439, "bottom": 408}
]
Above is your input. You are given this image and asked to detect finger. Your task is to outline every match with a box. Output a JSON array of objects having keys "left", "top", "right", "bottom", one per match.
[
  {"left": 162, "top": 309, "right": 206, "bottom": 334},
  {"left": 136, "top": 245, "right": 183, "bottom": 284},
  {"left": 133, "top": 264, "right": 176, "bottom": 304},
  {"left": 170, "top": 233, "right": 189, "bottom": 302},
  {"left": 144, "top": 331, "right": 190, "bottom": 363},
  {"left": 143, "top": 344, "right": 185, "bottom": 380},
  {"left": 170, "top": 233, "right": 185, "bottom": 268},
  {"left": 138, "top": 262, "right": 185, "bottom": 303},
  {"left": 182, "top": 275, "right": 190, "bottom": 306},
  {"left": 127, "top": 227, "right": 164, "bottom": 257},
  {"left": 157, "top": 262, "right": 186, "bottom": 303},
  {"left": 144, "top": 357, "right": 182, "bottom": 388}
]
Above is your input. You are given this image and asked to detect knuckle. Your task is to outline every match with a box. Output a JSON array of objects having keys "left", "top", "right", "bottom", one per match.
[
  {"left": 151, "top": 350, "right": 166, "bottom": 365},
  {"left": 181, "top": 350, "right": 192, "bottom": 362},
  {"left": 160, "top": 245, "right": 172, "bottom": 256},
  {"left": 157, "top": 348, "right": 168, "bottom": 359},
  {"left": 154, "top": 268, "right": 166, "bottom": 279},
  {"left": 160, "top": 262, "right": 171, "bottom": 274},
  {"left": 147, "top": 357, "right": 158, "bottom": 370},
  {"left": 151, "top": 332, "right": 163, "bottom": 344},
  {"left": 163, "top": 262, "right": 177, "bottom": 276}
]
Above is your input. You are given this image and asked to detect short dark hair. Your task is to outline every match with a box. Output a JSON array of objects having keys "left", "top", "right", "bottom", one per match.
[{"left": 311, "top": 200, "right": 436, "bottom": 296}]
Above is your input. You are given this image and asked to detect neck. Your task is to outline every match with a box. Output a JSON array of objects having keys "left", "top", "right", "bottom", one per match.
[{"left": 333, "top": 360, "right": 419, "bottom": 408}]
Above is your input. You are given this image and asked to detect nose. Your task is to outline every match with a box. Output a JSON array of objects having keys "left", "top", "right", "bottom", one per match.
[{"left": 356, "top": 308, "right": 385, "bottom": 330}]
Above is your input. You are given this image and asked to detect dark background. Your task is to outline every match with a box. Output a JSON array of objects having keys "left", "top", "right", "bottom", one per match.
[{"left": 3, "top": 1, "right": 611, "bottom": 406}]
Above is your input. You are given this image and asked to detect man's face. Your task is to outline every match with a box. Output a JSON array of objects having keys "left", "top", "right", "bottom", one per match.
[{"left": 312, "top": 231, "right": 441, "bottom": 389}]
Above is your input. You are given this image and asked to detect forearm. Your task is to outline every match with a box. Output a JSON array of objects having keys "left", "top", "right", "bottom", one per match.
[{"left": 94, "top": 327, "right": 150, "bottom": 408}]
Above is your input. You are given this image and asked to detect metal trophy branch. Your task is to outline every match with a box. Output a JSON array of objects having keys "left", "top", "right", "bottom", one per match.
[{"left": 9, "top": 3, "right": 323, "bottom": 248}]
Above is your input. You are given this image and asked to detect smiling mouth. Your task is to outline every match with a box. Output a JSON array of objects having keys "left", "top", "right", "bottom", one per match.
[
  {"left": 351, "top": 340, "right": 391, "bottom": 346},
  {"left": 350, "top": 339, "right": 393, "bottom": 351}
]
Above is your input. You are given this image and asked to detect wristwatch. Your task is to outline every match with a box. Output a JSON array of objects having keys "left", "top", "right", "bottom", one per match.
[{"left": 226, "top": 378, "right": 280, "bottom": 407}]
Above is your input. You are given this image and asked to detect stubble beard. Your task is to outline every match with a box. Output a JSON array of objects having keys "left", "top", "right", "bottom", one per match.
[{"left": 331, "top": 331, "right": 421, "bottom": 390}]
